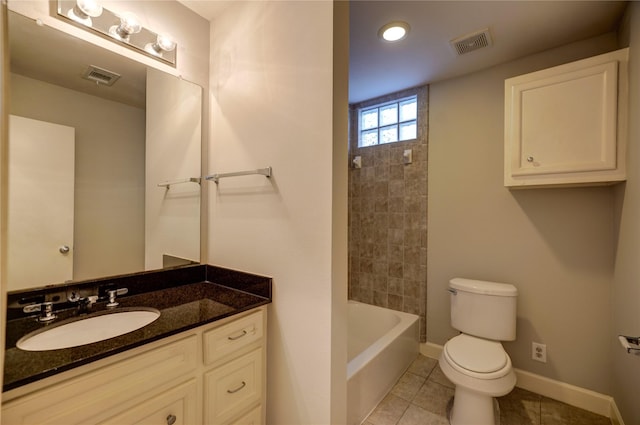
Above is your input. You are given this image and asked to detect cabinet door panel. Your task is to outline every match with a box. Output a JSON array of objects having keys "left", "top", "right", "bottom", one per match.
[
  {"left": 205, "top": 348, "right": 263, "bottom": 424},
  {"left": 226, "top": 405, "right": 262, "bottom": 425},
  {"left": 204, "top": 310, "right": 264, "bottom": 365},
  {"left": 511, "top": 61, "right": 617, "bottom": 176},
  {"left": 98, "top": 379, "right": 198, "bottom": 425},
  {"left": 2, "top": 336, "right": 198, "bottom": 425}
]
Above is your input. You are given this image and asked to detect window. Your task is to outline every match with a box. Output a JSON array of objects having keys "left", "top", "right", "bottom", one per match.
[{"left": 358, "top": 95, "right": 417, "bottom": 147}]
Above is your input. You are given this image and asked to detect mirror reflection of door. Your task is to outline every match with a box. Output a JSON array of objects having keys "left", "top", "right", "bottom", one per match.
[{"left": 8, "top": 115, "right": 75, "bottom": 290}]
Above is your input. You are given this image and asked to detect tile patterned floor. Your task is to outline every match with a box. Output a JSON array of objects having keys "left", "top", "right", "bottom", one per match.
[{"left": 361, "top": 355, "right": 612, "bottom": 425}]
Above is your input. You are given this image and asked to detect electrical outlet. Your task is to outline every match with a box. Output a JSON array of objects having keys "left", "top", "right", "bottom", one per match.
[{"left": 532, "top": 342, "right": 547, "bottom": 363}]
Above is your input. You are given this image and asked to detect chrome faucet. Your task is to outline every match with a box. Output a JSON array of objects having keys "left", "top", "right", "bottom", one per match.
[
  {"left": 68, "top": 291, "right": 98, "bottom": 314},
  {"left": 23, "top": 302, "right": 57, "bottom": 322}
]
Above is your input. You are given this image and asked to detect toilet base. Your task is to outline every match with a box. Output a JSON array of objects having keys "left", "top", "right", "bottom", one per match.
[{"left": 449, "top": 386, "right": 500, "bottom": 425}]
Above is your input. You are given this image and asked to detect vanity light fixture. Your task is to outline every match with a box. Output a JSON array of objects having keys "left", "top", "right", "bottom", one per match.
[
  {"left": 56, "top": 0, "right": 177, "bottom": 66},
  {"left": 378, "top": 21, "right": 410, "bottom": 42}
]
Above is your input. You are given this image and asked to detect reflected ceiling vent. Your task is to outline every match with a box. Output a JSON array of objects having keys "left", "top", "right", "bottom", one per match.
[
  {"left": 450, "top": 28, "right": 493, "bottom": 55},
  {"left": 82, "top": 65, "right": 121, "bottom": 86}
]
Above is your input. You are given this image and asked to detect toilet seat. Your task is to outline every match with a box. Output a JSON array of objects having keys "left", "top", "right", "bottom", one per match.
[{"left": 443, "top": 334, "right": 512, "bottom": 380}]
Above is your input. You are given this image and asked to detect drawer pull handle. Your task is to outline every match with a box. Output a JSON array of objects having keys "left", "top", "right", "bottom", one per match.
[
  {"left": 166, "top": 414, "right": 177, "bottom": 425},
  {"left": 228, "top": 330, "right": 248, "bottom": 341},
  {"left": 227, "top": 381, "right": 247, "bottom": 394}
]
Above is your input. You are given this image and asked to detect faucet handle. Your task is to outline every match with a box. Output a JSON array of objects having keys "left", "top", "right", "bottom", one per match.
[
  {"left": 106, "top": 288, "right": 128, "bottom": 308},
  {"left": 23, "top": 301, "right": 57, "bottom": 322}
]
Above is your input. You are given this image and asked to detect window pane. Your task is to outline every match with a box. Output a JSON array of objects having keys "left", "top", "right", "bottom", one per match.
[
  {"left": 380, "top": 125, "right": 398, "bottom": 144},
  {"left": 360, "top": 129, "right": 378, "bottom": 146},
  {"left": 399, "top": 121, "right": 416, "bottom": 141},
  {"left": 361, "top": 109, "right": 378, "bottom": 130},
  {"left": 379, "top": 104, "right": 398, "bottom": 126},
  {"left": 399, "top": 98, "right": 417, "bottom": 122}
]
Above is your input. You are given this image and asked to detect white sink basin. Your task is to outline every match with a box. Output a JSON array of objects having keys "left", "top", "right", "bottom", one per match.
[{"left": 17, "top": 308, "right": 161, "bottom": 351}]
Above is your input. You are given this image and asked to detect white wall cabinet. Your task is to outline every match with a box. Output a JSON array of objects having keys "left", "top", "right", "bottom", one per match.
[
  {"left": 2, "top": 307, "right": 267, "bottom": 425},
  {"left": 504, "top": 48, "right": 628, "bottom": 188}
]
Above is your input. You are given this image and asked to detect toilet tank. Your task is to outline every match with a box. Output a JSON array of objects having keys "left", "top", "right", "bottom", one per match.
[{"left": 449, "top": 278, "right": 518, "bottom": 341}]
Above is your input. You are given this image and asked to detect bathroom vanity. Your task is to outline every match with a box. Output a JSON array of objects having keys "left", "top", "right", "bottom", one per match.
[{"left": 2, "top": 265, "right": 271, "bottom": 425}]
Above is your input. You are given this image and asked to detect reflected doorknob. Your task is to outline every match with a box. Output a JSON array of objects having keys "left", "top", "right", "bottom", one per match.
[{"left": 59, "top": 245, "right": 70, "bottom": 254}]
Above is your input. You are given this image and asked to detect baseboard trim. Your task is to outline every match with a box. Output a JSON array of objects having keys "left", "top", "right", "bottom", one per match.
[
  {"left": 610, "top": 397, "right": 625, "bottom": 425},
  {"left": 420, "top": 342, "right": 621, "bottom": 421}
]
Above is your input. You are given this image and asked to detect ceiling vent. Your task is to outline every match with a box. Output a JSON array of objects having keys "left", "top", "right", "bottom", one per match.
[
  {"left": 82, "top": 65, "right": 121, "bottom": 86},
  {"left": 450, "top": 28, "right": 493, "bottom": 55}
]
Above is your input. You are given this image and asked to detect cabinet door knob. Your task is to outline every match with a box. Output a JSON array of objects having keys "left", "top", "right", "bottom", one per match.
[
  {"left": 526, "top": 156, "right": 534, "bottom": 162},
  {"left": 166, "top": 414, "right": 177, "bottom": 425}
]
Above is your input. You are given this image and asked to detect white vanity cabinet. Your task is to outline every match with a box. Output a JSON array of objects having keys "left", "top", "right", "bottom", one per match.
[
  {"left": 2, "top": 306, "right": 267, "bottom": 425},
  {"left": 504, "top": 48, "right": 628, "bottom": 188}
]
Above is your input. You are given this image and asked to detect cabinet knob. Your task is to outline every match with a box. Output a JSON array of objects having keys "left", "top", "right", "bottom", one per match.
[
  {"left": 166, "top": 414, "right": 177, "bottom": 425},
  {"left": 526, "top": 156, "right": 534, "bottom": 162}
]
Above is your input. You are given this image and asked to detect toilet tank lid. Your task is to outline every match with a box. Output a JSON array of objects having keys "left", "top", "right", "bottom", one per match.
[{"left": 450, "top": 278, "right": 517, "bottom": 296}]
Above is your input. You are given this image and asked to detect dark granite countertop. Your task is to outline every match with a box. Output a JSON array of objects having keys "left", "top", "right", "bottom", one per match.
[{"left": 3, "top": 265, "right": 271, "bottom": 392}]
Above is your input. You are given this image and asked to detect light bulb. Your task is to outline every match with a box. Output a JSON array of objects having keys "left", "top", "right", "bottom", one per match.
[
  {"left": 67, "top": 0, "right": 103, "bottom": 26},
  {"left": 145, "top": 34, "right": 177, "bottom": 56},
  {"left": 378, "top": 21, "right": 410, "bottom": 42},
  {"left": 109, "top": 12, "right": 142, "bottom": 41}
]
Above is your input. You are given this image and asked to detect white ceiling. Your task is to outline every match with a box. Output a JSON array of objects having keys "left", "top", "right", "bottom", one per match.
[{"left": 183, "top": 0, "right": 628, "bottom": 104}]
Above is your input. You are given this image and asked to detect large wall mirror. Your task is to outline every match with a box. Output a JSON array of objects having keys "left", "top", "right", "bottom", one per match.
[{"left": 7, "top": 10, "right": 202, "bottom": 292}]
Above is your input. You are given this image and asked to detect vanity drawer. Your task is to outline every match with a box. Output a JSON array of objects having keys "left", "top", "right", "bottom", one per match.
[
  {"left": 2, "top": 335, "right": 198, "bottom": 425},
  {"left": 204, "top": 347, "right": 263, "bottom": 424},
  {"left": 203, "top": 310, "right": 264, "bottom": 365},
  {"left": 98, "top": 379, "right": 198, "bottom": 425},
  {"left": 226, "top": 404, "right": 263, "bottom": 425}
]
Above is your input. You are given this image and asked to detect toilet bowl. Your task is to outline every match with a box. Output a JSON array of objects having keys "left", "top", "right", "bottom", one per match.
[
  {"left": 440, "top": 334, "right": 516, "bottom": 425},
  {"left": 440, "top": 278, "right": 518, "bottom": 425}
]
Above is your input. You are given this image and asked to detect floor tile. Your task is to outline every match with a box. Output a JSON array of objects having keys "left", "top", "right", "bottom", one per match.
[
  {"left": 391, "top": 372, "right": 426, "bottom": 401},
  {"left": 540, "top": 397, "right": 611, "bottom": 425},
  {"left": 366, "top": 394, "right": 410, "bottom": 425},
  {"left": 412, "top": 380, "right": 454, "bottom": 417},
  {"left": 356, "top": 355, "right": 613, "bottom": 425},
  {"left": 427, "top": 364, "right": 454, "bottom": 389},
  {"left": 397, "top": 404, "right": 449, "bottom": 425},
  {"left": 407, "top": 355, "right": 437, "bottom": 377},
  {"left": 499, "top": 387, "right": 541, "bottom": 425}
]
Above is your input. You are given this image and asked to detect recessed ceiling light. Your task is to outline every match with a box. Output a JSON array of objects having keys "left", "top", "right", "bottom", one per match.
[{"left": 378, "top": 21, "right": 410, "bottom": 42}]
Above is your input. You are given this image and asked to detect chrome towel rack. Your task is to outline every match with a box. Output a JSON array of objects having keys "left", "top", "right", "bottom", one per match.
[
  {"left": 205, "top": 167, "right": 272, "bottom": 184},
  {"left": 619, "top": 335, "right": 640, "bottom": 354},
  {"left": 157, "top": 177, "right": 201, "bottom": 188}
]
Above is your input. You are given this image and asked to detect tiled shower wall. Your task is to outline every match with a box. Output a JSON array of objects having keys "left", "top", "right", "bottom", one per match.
[{"left": 348, "top": 86, "right": 428, "bottom": 342}]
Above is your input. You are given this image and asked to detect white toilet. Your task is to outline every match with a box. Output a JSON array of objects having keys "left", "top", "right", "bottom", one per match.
[{"left": 439, "top": 278, "right": 518, "bottom": 425}]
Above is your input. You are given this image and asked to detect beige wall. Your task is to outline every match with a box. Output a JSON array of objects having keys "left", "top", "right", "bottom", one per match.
[
  {"left": 1, "top": 0, "right": 9, "bottom": 402},
  {"left": 10, "top": 74, "right": 145, "bottom": 281},
  {"left": 427, "top": 33, "right": 619, "bottom": 394},
  {"left": 612, "top": 2, "right": 640, "bottom": 423},
  {"left": 208, "top": 1, "right": 348, "bottom": 423}
]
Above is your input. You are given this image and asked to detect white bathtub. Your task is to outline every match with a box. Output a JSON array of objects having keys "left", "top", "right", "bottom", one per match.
[{"left": 347, "top": 300, "right": 419, "bottom": 425}]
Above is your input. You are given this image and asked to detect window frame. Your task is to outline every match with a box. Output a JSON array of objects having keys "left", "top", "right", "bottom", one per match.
[{"left": 357, "top": 95, "right": 418, "bottom": 147}]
